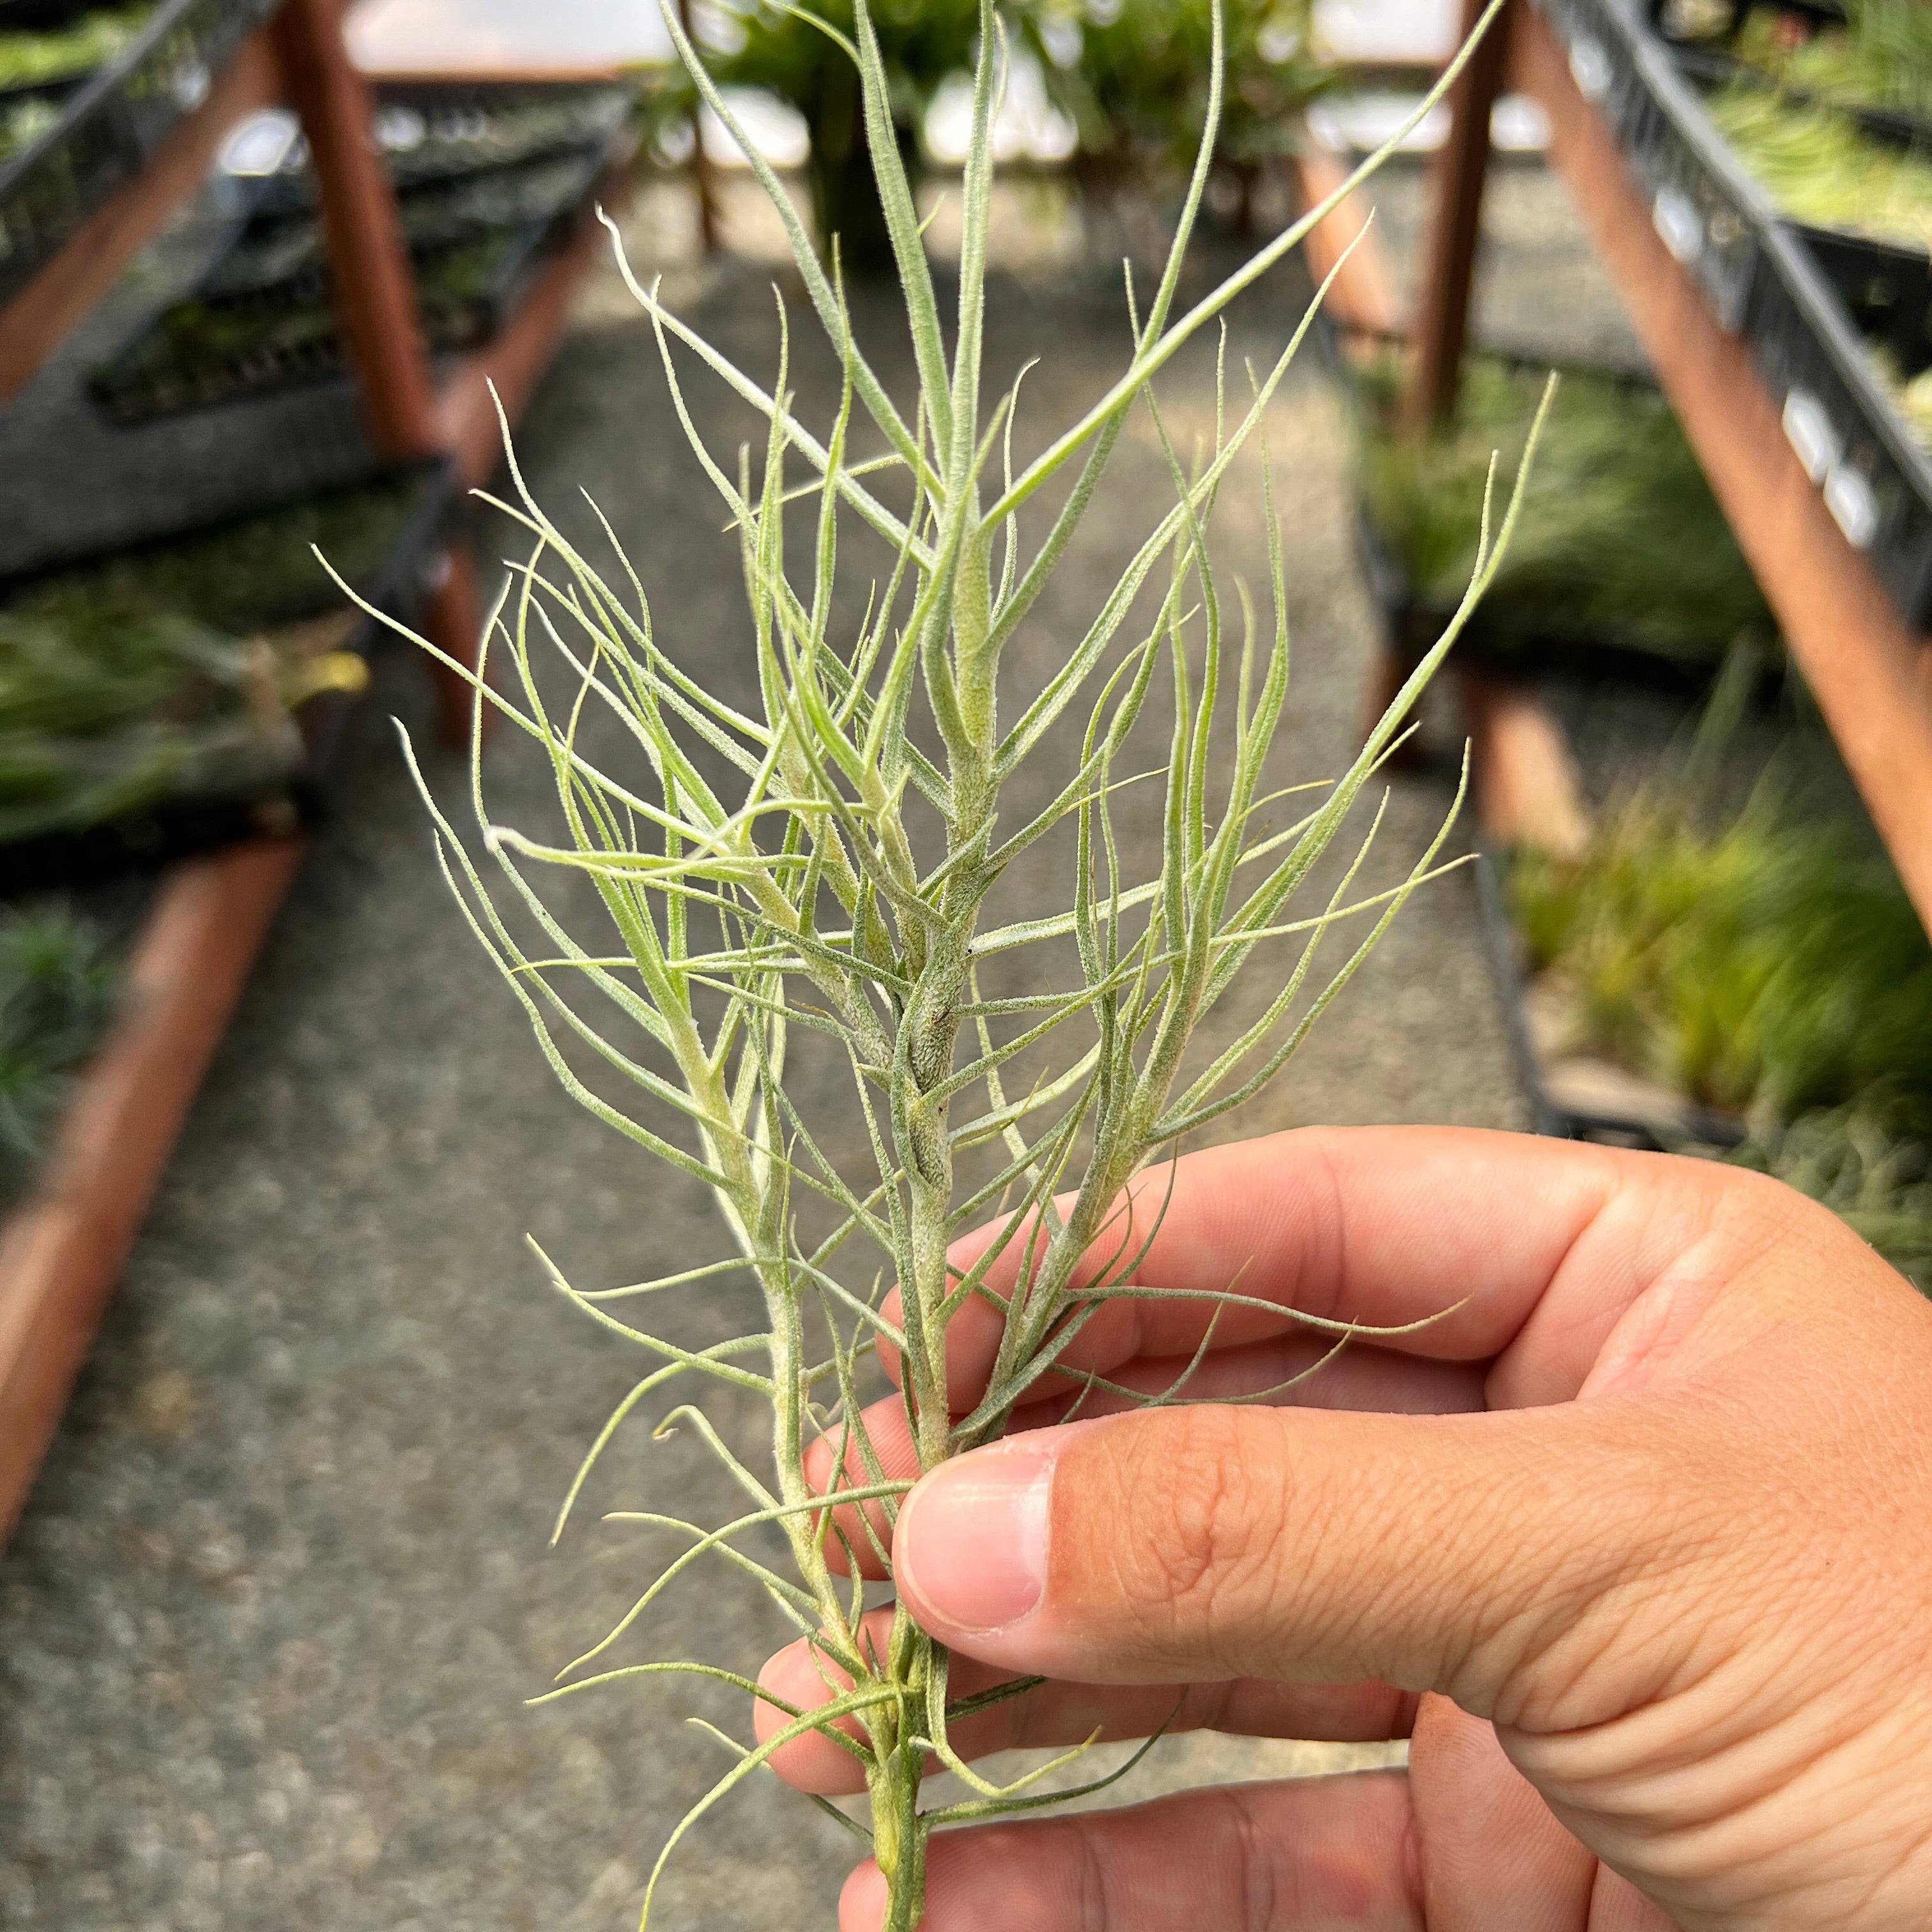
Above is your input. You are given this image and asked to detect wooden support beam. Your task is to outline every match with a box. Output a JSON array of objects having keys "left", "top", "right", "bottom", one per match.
[
  {"left": 1511, "top": 6, "right": 1932, "bottom": 932},
  {"left": 422, "top": 539, "right": 487, "bottom": 746},
  {"left": 0, "top": 841, "right": 304, "bottom": 1541},
  {"left": 1290, "top": 146, "right": 1406, "bottom": 340},
  {"left": 270, "top": 0, "right": 485, "bottom": 739},
  {"left": 1460, "top": 667, "right": 1591, "bottom": 859},
  {"left": 270, "top": 0, "right": 437, "bottom": 459},
  {"left": 1405, "top": 0, "right": 1515, "bottom": 431},
  {"left": 676, "top": 0, "right": 719, "bottom": 254}
]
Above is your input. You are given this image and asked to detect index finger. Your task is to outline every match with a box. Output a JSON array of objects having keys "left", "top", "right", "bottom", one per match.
[{"left": 891, "top": 1126, "right": 1708, "bottom": 1411}]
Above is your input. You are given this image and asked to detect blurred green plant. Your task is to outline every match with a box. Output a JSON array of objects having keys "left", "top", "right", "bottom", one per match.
[
  {"left": 1031, "top": 0, "right": 1331, "bottom": 226},
  {"left": 1356, "top": 350, "right": 1774, "bottom": 666},
  {"left": 1874, "top": 350, "right": 1932, "bottom": 451},
  {"left": 0, "top": 3, "right": 151, "bottom": 91},
  {"left": 1512, "top": 777, "right": 1932, "bottom": 1130},
  {"left": 0, "top": 91, "right": 61, "bottom": 164},
  {"left": 374, "top": 1, "right": 1522, "bottom": 1924},
  {"left": 0, "top": 483, "right": 411, "bottom": 844},
  {"left": 0, "top": 905, "right": 118, "bottom": 1205},
  {"left": 1708, "top": 82, "right": 1932, "bottom": 252},
  {"left": 1723, "top": 1100, "right": 1932, "bottom": 1289},
  {"left": 1727, "top": 0, "right": 1932, "bottom": 123}
]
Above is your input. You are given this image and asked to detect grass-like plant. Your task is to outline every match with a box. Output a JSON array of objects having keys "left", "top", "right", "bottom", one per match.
[
  {"left": 1354, "top": 349, "right": 1772, "bottom": 666},
  {"left": 0, "top": 3, "right": 151, "bottom": 91},
  {"left": 1726, "top": 0, "right": 1932, "bottom": 123},
  {"left": 0, "top": 480, "right": 409, "bottom": 841},
  {"left": 377, "top": 3, "right": 1529, "bottom": 1923},
  {"left": 0, "top": 904, "right": 118, "bottom": 1204},
  {"left": 1511, "top": 771, "right": 1932, "bottom": 1131},
  {"left": 1708, "top": 82, "right": 1932, "bottom": 254}
]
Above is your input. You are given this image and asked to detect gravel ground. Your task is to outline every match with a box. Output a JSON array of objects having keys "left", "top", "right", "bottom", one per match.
[{"left": 0, "top": 155, "right": 1615, "bottom": 1931}]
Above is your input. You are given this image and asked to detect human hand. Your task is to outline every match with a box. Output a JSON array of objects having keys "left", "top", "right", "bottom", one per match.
[{"left": 755, "top": 1127, "right": 1932, "bottom": 1929}]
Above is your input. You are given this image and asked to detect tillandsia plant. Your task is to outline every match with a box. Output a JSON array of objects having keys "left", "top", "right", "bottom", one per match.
[{"left": 365, "top": 0, "right": 1535, "bottom": 1924}]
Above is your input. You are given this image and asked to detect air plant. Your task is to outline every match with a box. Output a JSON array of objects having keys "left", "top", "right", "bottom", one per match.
[
  {"left": 372, "top": 1, "right": 1531, "bottom": 1924},
  {"left": 707, "top": 0, "right": 990, "bottom": 275},
  {"left": 1721, "top": 1099, "right": 1932, "bottom": 1289}
]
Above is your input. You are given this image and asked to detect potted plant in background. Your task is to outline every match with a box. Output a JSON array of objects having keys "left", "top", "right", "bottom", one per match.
[
  {"left": 1030, "top": 0, "right": 1332, "bottom": 232},
  {"left": 705, "top": 0, "right": 987, "bottom": 272}
]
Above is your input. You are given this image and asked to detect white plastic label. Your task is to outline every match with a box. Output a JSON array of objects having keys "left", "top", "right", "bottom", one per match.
[
  {"left": 1652, "top": 188, "right": 1702, "bottom": 264},
  {"left": 1569, "top": 37, "right": 1613, "bottom": 102},
  {"left": 220, "top": 110, "right": 301, "bottom": 180},
  {"left": 1781, "top": 388, "right": 1839, "bottom": 484},
  {"left": 1824, "top": 466, "right": 1880, "bottom": 549}
]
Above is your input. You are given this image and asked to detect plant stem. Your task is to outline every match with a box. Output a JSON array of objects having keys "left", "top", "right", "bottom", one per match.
[{"left": 868, "top": 1608, "right": 933, "bottom": 1931}]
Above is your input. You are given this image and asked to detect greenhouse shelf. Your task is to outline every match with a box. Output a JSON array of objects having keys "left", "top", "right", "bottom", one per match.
[
  {"left": 1537, "top": 0, "right": 1932, "bottom": 629},
  {"left": 0, "top": 836, "right": 302, "bottom": 1542},
  {"left": 86, "top": 146, "right": 611, "bottom": 424},
  {"left": 0, "top": 19, "right": 284, "bottom": 399},
  {"left": 0, "top": 0, "right": 537, "bottom": 1538},
  {"left": 435, "top": 163, "right": 623, "bottom": 486},
  {"left": 0, "top": 461, "right": 454, "bottom": 892},
  {"left": 1392, "top": 0, "right": 1932, "bottom": 936},
  {"left": 0, "top": 0, "right": 280, "bottom": 310},
  {"left": 1338, "top": 334, "right": 1784, "bottom": 701}
]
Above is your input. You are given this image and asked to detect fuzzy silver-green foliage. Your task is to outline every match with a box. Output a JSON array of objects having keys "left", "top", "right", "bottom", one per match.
[{"left": 361, "top": 2, "right": 1529, "bottom": 1924}]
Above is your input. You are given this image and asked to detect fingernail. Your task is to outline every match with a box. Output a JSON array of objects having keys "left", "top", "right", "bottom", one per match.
[{"left": 894, "top": 1439, "right": 1052, "bottom": 1634}]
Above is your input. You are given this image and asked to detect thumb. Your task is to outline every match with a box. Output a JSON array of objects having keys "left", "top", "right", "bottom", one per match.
[{"left": 891, "top": 1399, "right": 1730, "bottom": 1722}]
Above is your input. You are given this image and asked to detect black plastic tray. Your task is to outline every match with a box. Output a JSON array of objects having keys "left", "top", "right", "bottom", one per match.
[
  {"left": 86, "top": 141, "right": 607, "bottom": 424},
  {"left": 1531, "top": 0, "right": 1932, "bottom": 631},
  {"left": 1352, "top": 497, "right": 1767, "bottom": 698},
  {"left": 1667, "top": 52, "right": 1932, "bottom": 379},
  {"left": 0, "top": 0, "right": 274, "bottom": 305},
  {"left": 0, "top": 460, "right": 452, "bottom": 892},
  {"left": 238, "top": 76, "right": 636, "bottom": 218}
]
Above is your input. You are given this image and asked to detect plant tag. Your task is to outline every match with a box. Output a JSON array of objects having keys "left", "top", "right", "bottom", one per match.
[
  {"left": 1568, "top": 37, "right": 1612, "bottom": 102},
  {"left": 1781, "top": 388, "right": 1839, "bottom": 484},
  {"left": 1824, "top": 465, "right": 1880, "bottom": 549},
  {"left": 221, "top": 110, "right": 301, "bottom": 180},
  {"left": 1652, "top": 188, "right": 1701, "bottom": 265}
]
